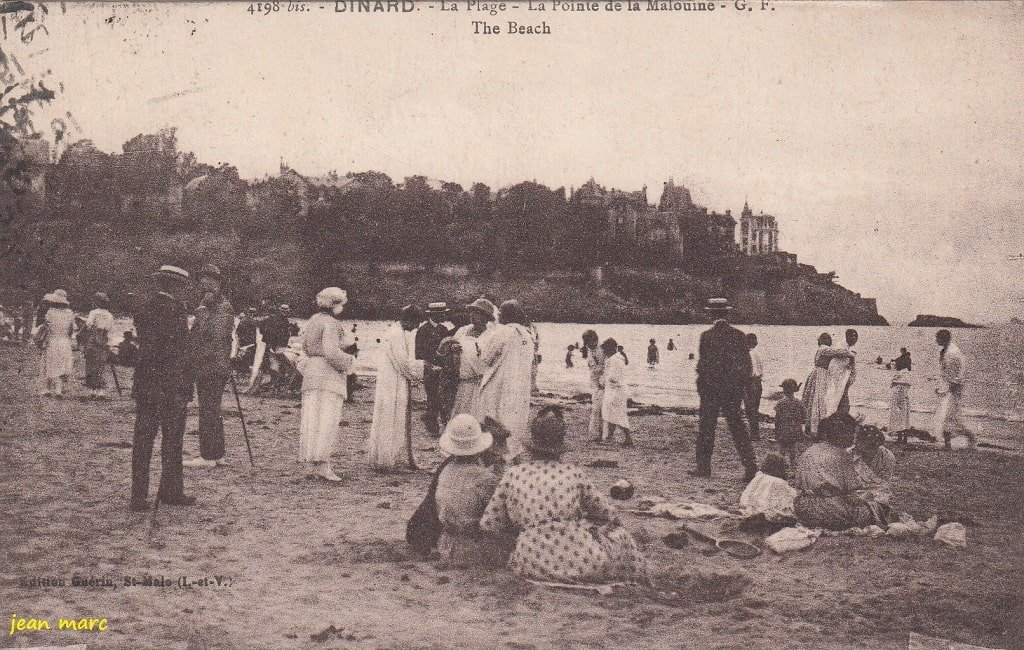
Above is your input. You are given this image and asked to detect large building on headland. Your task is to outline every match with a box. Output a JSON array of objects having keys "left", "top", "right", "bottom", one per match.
[
  {"left": 739, "top": 201, "right": 779, "bottom": 255},
  {"left": 571, "top": 177, "right": 782, "bottom": 264}
]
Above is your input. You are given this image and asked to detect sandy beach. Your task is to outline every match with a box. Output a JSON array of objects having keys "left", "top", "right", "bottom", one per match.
[{"left": 1, "top": 344, "right": 1022, "bottom": 650}]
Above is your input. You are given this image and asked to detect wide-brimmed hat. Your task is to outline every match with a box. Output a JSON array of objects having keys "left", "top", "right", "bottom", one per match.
[
  {"left": 41, "top": 292, "right": 56, "bottom": 304},
  {"left": 439, "top": 414, "right": 493, "bottom": 457},
  {"left": 704, "top": 297, "right": 732, "bottom": 312},
  {"left": 279, "top": 303, "right": 291, "bottom": 313},
  {"left": 426, "top": 302, "right": 449, "bottom": 315},
  {"left": 49, "top": 289, "right": 69, "bottom": 306},
  {"left": 523, "top": 412, "right": 567, "bottom": 457},
  {"left": 780, "top": 379, "right": 801, "bottom": 393},
  {"left": 465, "top": 298, "right": 497, "bottom": 321},
  {"left": 196, "top": 263, "right": 222, "bottom": 282},
  {"left": 316, "top": 287, "right": 348, "bottom": 309},
  {"left": 152, "top": 265, "right": 190, "bottom": 282}
]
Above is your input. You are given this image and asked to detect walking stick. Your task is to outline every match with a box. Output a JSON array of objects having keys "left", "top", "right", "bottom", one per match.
[
  {"left": 109, "top": 360, "right": 123, "bottom": 397},
  {"left": 405, "top": 378, "right": 416, "bottom": 469},
  {"left": 229, "top": 374, "right": 256, "bottom": 470}
]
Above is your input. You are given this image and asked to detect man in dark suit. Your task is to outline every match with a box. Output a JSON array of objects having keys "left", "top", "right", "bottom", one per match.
[
  {"left": 693, "top": 298, "right": 757, "bottom": 482},
  {"left": 415, "top": 302, "right": 452, "bottom": 436},
  {"left": 129, "top": 265, "right": 196, "bottom": 512}
]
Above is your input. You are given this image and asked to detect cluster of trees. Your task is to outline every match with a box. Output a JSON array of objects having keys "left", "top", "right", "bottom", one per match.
[{"left": 38, "top": 129, "right": 737, "bottom": 275}]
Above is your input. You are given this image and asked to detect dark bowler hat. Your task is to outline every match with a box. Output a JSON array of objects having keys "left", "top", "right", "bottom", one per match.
[
  {"left": 780, "top": 378, "right": 801, "bottom": 393},
  {"left": 196, "top": 263, "right": 223, "bottom": 282},
  {"left": 704, "top": 297, "right": 732, "bottom": 312}
]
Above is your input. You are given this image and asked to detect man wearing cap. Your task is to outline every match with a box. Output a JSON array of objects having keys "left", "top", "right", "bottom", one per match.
[
  {"left": 129, "top": 265, "right": 196, "bottom": 511},
  {"left": 184, "top": 264, "right": 235, "bottom": 469},
  {"left": 415, "top": 302, "right": 453, "bottom": 437},
  {"left": 694, "top": 298, "right": 757, "bottom": 482}
]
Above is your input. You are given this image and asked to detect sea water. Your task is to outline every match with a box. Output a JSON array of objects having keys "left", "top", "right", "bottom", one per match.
[{"left": 110, "top": 319, "right": 1024, "bottom": 448}]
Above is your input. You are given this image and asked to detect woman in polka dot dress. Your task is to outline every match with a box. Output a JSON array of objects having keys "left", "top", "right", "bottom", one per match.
[{"left": 480, "top": 407, "right": 648, "bottom": 584}]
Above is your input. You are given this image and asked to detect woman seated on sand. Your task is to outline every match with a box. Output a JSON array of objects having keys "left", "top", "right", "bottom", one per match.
[
  {"left": 479, "top": 406, "right": 648, "bottom": 585},
  {"left": 851, "top": 425, "right": 896, "bottom": 506},
  {"left": 434, "top": 414, "right": 505, "bottom": 567},
  {"left": 794, "top": 413, "right": 892, "bottom": 530}
]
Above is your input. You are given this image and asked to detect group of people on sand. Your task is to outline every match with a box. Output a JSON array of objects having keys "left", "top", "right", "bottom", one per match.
[{"left": 29, "top": 289, "right": 138, "bottom": 399}]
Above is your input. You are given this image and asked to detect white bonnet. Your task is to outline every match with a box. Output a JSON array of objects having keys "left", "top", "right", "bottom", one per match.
[{"left": 316, "top": 287, "right": 348, "bottom": 309}]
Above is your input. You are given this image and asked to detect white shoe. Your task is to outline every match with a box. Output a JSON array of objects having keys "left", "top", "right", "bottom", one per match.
[
  {"left": 183, "top": 457, "right": 217, "bottom": 469},
  {"left": 214, "top": 458, "right": 229, "bottom": 467},
  {"left": 317, "top": 464, "right": 344, "bottom": 482}
]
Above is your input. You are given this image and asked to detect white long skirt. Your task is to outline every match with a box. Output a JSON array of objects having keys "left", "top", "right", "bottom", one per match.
[
  {"left": 299, "top": 389, "right": 345, "bottom": 463},
  {"left": 450, "top": 379, "right": 479, "bottom": 418},
  {"left": 889, "top": 384, "right": 911, "bottom": 432}
]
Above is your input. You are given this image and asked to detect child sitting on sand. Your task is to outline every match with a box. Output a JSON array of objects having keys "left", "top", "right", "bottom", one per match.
[
  {"left": 774, "top": 379, "right": 806, "bottom": 471},
  {"left": 739, "top": 453, "right": 798, "bottom": 523}
]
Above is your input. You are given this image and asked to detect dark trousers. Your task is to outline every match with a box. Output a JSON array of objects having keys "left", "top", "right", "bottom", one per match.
[
  {"left": 422, "top": 371, "right": 442, "bottom": 435},
  {"left": 742, "top": 377, "right": 763, "bottom": 439},
  {"left": 696, "top": 389, "right": 757, "bottom": 476},
  {"left": 196, "top": 374, "right": 227, "bottom": 460},
  {"left": 131, "top": 396, "right": 187, "bottom": 503}
]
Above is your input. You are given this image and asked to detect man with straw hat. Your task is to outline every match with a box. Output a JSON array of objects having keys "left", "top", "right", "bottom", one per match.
[
  {"left": 184, "top": 264, "right": 235, "bottom": 470},
  {"left": 693, "top": 298, "right": 757, "bottom": 482},
  {"left": 129, "top": 265, "right": 196, "bottom": 511}
]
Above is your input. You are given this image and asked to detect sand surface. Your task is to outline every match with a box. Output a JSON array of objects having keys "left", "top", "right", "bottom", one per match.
[{"left": 1, "top": 346, "right": 1022, "bottom": 649}]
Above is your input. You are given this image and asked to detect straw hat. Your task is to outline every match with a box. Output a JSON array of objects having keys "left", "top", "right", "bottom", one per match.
[
  {"left": 426, "top": 301, "right": 449, "bottom": 316},
  {"left": 50, "top": 289, "right": 69, "bottom": 306},
  {"left": 93, "top": 291, "right": 109, "bottom": 305},
  {"left": 438, "top": 414, "right": 492, "bottom": 457},
  {"left": 316, "top": 287, "right": 348, "bottom": 309},
  {"left": 704, "top": 297, "right": 732, "bottom": 313}
]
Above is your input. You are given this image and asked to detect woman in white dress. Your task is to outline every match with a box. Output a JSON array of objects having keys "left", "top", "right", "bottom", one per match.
[
  {"left": 889, "top": 369, "right": 911, "bottom": 434},
  {"left": 37, "top": 289, "right": 75, "bottom": 398},
  {"left": 449, "top": 298, "right": 497, "bottom": 418},
  {"left": 599, "top": 338, "right": 633, "bottom": 446},
  {"left": 296, "top": 287, "right": 355, "bottom": 482},
  {"left": 475, "top": 300, "right": 535, "bottom": 460},
  {"left": 367, "top": 305, "right": 427, "bottom": 471}
]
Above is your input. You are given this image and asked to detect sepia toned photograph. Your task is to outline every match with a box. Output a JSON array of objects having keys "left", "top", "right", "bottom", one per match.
[{"left": 1, "top": 1, "right": 1022, "bottom": 648}]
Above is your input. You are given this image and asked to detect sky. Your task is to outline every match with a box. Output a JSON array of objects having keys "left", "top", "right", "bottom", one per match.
[{"left": 12, "top": 1, "right": 1024, "bottom": 324}]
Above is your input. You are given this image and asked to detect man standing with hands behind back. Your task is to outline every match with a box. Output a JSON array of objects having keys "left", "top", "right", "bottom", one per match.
[
  {"left": 693, "top": 298, "right": 758, "bottom": 482},
  {"left": 129, "top": 265, "right": 196, "bottom": 511},
  {"left": 184, "top": 264, "right": 235, "bottom": 469}
]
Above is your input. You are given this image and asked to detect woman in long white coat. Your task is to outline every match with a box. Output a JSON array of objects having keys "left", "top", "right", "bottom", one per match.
[
  {"left": 37, "top": 290, "right": 75, "bottom": 397},
  {"left": 450, "top": 298, "right": 497, "bottom": 418},
  {"left": 599, "top": 338, "right": 633, "bottom": 446},
  {"left": 475, "top": 300, "right": 535, "bottom": 459},
  {"left": 367, "top": 306, "right": 426, "bottom": 471},
  {"left": 297, "top": 287, "right": 355, "bottom": 482}
]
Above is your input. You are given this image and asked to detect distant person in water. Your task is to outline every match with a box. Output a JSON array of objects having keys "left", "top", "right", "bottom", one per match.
[
  {"left": 618, "top": 345, "right": 629, "bottom": 365},
  {"left": 893, "top": 348, "right": 912, "bottom": 371},
  {"left": 667, "top": 338, "right": 675, "bottom": 351},
  {"left": 565, "top": 344, "right": 575, "bottom": 368},
  {"left": 647, "top": 339, "right": 659, "bottom": 367}
]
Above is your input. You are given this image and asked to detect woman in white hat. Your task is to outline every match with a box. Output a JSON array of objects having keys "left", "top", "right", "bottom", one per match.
[
  {"left": 434, "top": 414, "right": 502, "bottom": 566},
  {"left": 38, "top": 289, "right": 75, "bottom": 397},
  {"left": 83, "top": 292, "right": 114, "bottom": 398},
  {"left": 296, "top": 287, "right": 355, "bottom": 482},
  {"left": 448, "top": 298, "right": 497, "bottom": 418}
]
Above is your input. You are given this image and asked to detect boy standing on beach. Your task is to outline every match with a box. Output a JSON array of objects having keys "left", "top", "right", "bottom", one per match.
[{"left": 774, "top": 379, "right": 805, "bottom": 471}]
